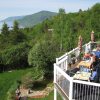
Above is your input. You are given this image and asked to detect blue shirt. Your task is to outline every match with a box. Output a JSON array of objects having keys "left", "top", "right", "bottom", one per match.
[
  {"left": 90, "top": 71, "right": 97, "bottom": 80},
  {"left": 95, "top": 51, "right": 100, "bottom": 58}
]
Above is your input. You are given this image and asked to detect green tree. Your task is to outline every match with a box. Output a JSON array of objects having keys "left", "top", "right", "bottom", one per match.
[
  {"left": 0, "top": 43, "right": 30, "bottom": 71},
  {"left": 90, "top": 3, "right": 100, "bottom": 32},
  {"left": 54, "top": 8, "right": 66, "bottom": 51},
  {"left": 1, "top": 22, "right": 9, "bottom": 35},
  {"left": 10, "top": 21, "right": 26, "bottom": 44},
  {"left": 28, "top": 40, "right": 60, "bottom": 79},
  {"left": 13, "top": 21, "right": 19, "bottom": 32},
  {"left": 59, "top": 8, "right": 66, "bottom": 14},
  {"left": 0, "top": 23, "right": 10, "bottom": 49}
]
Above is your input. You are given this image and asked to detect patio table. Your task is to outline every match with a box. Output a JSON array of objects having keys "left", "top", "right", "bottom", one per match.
[{"left": 73, "top": 71, "right": 91, "bottom": 81}]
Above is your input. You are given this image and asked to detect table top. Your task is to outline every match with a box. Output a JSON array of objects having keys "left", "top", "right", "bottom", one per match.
[
  {"left": 73, "top": 71, "right": 91, "bottom": 81},
  {"left": 77, "top": 61, "right": 91, "bottom": 69}
]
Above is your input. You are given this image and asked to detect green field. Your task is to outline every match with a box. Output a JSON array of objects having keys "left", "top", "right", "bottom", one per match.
[
  {"left": 0, "top": 69, "right": 30, "bottom": 100},
  {"left": 0, "top": 69, "right": 62, "bottom": 100}
]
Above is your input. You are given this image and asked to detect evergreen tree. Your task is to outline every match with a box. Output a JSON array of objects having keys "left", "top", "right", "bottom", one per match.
[
  {"left": 13, "top": 20, "right": 19, "bottom": 32},
  {"left": 11, "top": 21, "right": 26, "bottom": 44},
  {"left": 1, "top": 22, "right": 9, "bottom": 35}
]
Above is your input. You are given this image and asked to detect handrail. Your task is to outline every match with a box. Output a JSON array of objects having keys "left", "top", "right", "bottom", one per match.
[
  {"left": 55, "top": 63, "right": 72, "bottom": 81},
  {"left": 73, "top": 79, "right": 100, "bottom": 87},
  {"left": 57, "top": 53, "right": 67, "bottom": 62},
  {"left": 57, "top": 41, "right": 92, "bottom": 62},
  {"left": 56, "top": 56, "right": 68, "bottom": 65}
]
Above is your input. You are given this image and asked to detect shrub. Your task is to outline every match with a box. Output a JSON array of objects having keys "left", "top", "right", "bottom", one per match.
[
  {"left": 0, "top": 43, "right": 30, "bottom": 71},
  {"left": 28, "top": 40, "right": 60, "bottom": 79}
]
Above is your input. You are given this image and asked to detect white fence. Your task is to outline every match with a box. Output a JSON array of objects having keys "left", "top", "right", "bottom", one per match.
[
  {"left": 54, "top": 64, "right": 73, "bottom": 100},
  {"left": 73, "top": 80, "right": 100, "bottom": 100},
  {"left": 54, "top": 41, "right": 100, "bottom": 100}
]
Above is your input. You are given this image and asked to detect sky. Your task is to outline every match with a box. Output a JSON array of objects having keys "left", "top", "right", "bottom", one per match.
[{"left": 0, "top": 0, "right": 99, "bottom": 20}]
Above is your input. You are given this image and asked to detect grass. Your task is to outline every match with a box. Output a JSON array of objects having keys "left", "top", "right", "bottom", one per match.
[
  {"left": 0, "top": 68, "right": 62, "bottom": 100},
  {"left": 0, "top": 69, "right": 30, "bottom": 100},
  {"left": 28, "top": 91, "right": 63, "bottom": 100}
]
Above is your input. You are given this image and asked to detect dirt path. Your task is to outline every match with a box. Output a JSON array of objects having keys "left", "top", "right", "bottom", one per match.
[{"left": 20, "top": 86, "right": 54, "bottom": 98}]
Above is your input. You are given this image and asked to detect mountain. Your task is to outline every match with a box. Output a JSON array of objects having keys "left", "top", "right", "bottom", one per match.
[
  {"left": 0, "top": 16, "right": 24, "bottom": 22},
  {"left": 0, "top": 16, "right": 24, "bottom": 29},
  {"left": 0, "top": 11, "right": 57, "bottom": 29},
  {"left": 18, "top": 11, "right": 57, "bottom": 27}
]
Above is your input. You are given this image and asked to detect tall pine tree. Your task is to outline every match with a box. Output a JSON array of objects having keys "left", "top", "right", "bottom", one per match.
[
  {"left": 1, "top": 23, "right": 9, "bottom": 35},
  {"left": 11, "top": 21, "right": 26, "bottom": 44}
]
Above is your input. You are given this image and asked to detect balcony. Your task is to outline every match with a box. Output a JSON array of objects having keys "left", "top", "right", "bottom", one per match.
[{"left": 54, "top": 41, "right": 100, "bottom": 100}]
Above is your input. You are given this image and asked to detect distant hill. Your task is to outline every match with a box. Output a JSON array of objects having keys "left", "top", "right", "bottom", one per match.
[
  {"left": 0, "top": 16, "right": 24, "bottom": 22},
  {"left": 0, "top": 16, "right": 24, "bottom": 29},
  {"left": 18, "top": 11, "right": 57, "bottom": 27},
  {"left": 0, "top": 11, "right": 57, "bottom": 29}
]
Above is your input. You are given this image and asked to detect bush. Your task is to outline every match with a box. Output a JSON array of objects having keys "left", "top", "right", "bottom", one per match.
[
  {"left": 0, "top": 43, "right": 30, "bottom": 71},
  {"left": 28, "top": 40, "right": 60, "bottom": 79}
]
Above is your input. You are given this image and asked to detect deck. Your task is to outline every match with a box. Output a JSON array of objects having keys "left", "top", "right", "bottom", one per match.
[{"left": 54, "top": 41, "right": 100, "bottom": 100}]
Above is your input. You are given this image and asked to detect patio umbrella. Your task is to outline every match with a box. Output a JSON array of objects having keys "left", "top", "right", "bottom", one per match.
[
  {"left": 91, "top": 31, "right": 95, "bottom": 42},
  {"left": 78, "top": 35, "right": 83, "bottom": 52}
]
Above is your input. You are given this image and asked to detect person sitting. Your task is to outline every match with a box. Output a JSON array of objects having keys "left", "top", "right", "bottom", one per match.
[
  {"left": 90, "top": 53, "right": 97, "bottom": 67},
  {"left": 80, "top": 66, "right": 90, "bottom": 72},
  {"left": 83, "top": 52, "right": 91, "bottom": 61},
  {"left": 96, "top": 44, "right": 100, "bottom": 51},
  {"left": 94, "top": 45, "right": 100, "bottom": 61},
  {"left": 95, "top": 63, "right": 100, "bottom": 82},
  {"left": 89, "top": 67, "right": 97, "bottom": 82}
]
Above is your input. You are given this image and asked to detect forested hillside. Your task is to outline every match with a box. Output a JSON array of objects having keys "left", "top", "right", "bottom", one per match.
[
  {"left": 0, "top": 11, "right": 56, "bottom": 29},
  {"left": 18, "top": 11, "right": 57, "bottom": 27}
]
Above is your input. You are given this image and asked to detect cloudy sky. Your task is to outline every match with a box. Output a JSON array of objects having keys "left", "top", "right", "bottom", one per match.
[{"left": 0, "top": 0, "right": 99, "bottom": 20}]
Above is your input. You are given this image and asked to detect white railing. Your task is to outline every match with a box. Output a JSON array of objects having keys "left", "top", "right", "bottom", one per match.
[
  {"left": 56, "top": 53, "right": 68, "bottom": 71},
  {"left": 54, "top": 63, "right": 73, "bottom": 100},
  {"left": 56, "top": 42, "right": 92, "bottom": 71},
  {"left": 73, "top": 80, "right": 100, "bottom": 100},
  {"left": 54, "top": 41, "right": 100, "bottom": 100}
]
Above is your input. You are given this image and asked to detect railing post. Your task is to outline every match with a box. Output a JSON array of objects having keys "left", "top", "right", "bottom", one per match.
[
  {"left": 65, "top": 55, "right": 68, "bottom": 71},
  {"left": 69, "top": 78, "right": 73, "bottom": 100},
  {"left": 54, "top": 64, "right": 57, "bottom": 100},
  {"left": 54, "top": 88, "right": 57, "bottom": 100},
  {"left": 56, "top": 58, "right": 59, "bottom": 64},
  {"left": 54, "top": 64, "right": 56, "bottom": 83},
  {"left": 85, "top": 41, "right": 92, "bottom": 53},
  {"left": 89, "top": 41, "right": 92, "bottom": 51}
]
